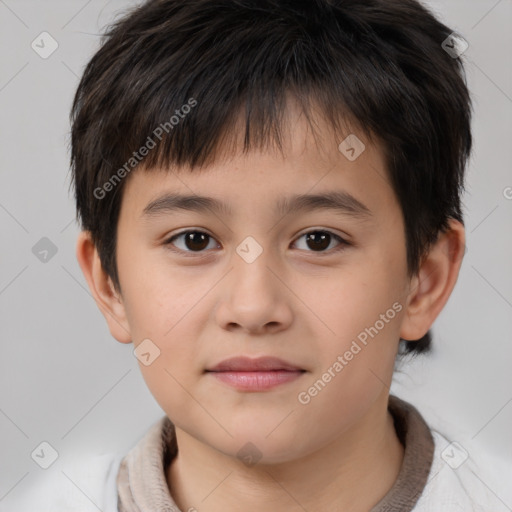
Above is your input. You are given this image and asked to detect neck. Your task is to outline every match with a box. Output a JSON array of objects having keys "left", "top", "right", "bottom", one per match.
[{"left": 167, "top": 392, "right": 404, "bottom": 512}]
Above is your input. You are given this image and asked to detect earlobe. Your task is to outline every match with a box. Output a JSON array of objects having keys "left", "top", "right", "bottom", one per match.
[
  {"left": 399, "top": 219, "right": 466, "bottom": 342},
  {"left": 75, "top": 231, "right": 132, "bottom": 344}
]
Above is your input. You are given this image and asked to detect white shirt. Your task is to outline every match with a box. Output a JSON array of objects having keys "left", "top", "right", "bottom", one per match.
[{"left": 6, "top": 397, "right": 511, "bottom": 512}]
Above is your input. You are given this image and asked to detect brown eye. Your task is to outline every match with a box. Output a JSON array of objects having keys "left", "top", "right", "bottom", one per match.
[
  {"left": 164, "top": 228, "right": 349, "bottom": 257},
  {"left": 166, "top": 231, "right": 218, "bottom": 253},
  {"left": 293, "top": 230, "right": 348, "bottom": 253}
]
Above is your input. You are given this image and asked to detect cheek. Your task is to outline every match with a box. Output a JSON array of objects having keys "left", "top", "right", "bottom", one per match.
[
  {"left": 300, "top": 254, "right": 405, "bottom": 415},
  {"left": 315, "top": 265, "right": 403, "bottom": 349},
  {"left": 128, "top": 297, "right": 206, "bottom": 422},
  {"left": 118, "top": 244, "right": 199, "bottom": 338},
  {"left": 295, "top": 281, "right": 403, "bottom": 434},
  {"left": 117, "top": 253, "right": 208, "bottom": 403},
  {"left": 125, "top": 282, "right": 207, "bottom": 372}
]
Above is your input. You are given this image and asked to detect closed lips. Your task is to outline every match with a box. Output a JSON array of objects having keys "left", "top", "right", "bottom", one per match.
[{"left": 206, "top": 356, "right": 305, "bottom": 372}]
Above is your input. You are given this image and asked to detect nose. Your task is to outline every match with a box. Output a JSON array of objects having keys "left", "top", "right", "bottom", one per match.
[{"left": 214, "top": 245, "right": 293, "bottom": 335}]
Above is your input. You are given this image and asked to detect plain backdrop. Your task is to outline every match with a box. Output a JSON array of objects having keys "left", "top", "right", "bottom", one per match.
[{"left": 1, "top": 0, "right": 511, "bottom": 509}]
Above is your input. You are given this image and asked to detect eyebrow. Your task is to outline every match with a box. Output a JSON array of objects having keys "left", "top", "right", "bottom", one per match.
[{"left": 142, "top": 191, "right": 372, "bottom": 220}]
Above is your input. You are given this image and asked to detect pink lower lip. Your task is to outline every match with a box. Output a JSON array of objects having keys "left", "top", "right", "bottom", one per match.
[{"left": 208, "top": 370, "right": 304, "bottom": 391}]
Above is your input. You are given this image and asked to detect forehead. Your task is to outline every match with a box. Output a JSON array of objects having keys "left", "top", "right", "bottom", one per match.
[{"left": 119, "top": 110, "right": 397, "bottom": 225}]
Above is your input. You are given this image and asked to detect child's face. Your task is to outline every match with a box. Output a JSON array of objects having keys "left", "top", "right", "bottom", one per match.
[{"left": 114, "top": 108, "right": 413, "bottom": 463}]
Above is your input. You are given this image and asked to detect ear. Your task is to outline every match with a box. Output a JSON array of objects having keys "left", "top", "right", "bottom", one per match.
[
  {"left": 75, "top": 231, "right": 132, "bottom": 344},
  {"left": 400, "top": 219, "right": 466, "bottom": 342}
]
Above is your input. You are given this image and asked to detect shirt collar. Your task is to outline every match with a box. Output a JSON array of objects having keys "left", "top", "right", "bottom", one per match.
[{"left": 117, "top": 395, "right": 434, "bottom": 512}]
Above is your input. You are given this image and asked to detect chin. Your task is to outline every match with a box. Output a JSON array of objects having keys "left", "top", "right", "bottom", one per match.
[{"left": 209, "top": 425, "right": 311, "bottom": 466}]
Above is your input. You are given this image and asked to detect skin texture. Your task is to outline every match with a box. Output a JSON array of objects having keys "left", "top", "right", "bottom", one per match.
[{"left": 76, "top": 104, "right": 466, "bottom": 511}]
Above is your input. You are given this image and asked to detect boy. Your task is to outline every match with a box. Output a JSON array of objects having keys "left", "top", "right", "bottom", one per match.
[{"left": 21, "top": 0, "right": 507, "bottom": 510}]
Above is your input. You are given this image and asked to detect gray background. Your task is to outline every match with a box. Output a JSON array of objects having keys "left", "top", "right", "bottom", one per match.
[{"left": 1, "top": 0, "right": 511, "bottom": 508}]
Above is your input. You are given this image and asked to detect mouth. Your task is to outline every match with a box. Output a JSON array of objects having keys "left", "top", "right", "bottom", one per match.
[{"left": 205, "top": 356, "right": 306, "bottom": 391}]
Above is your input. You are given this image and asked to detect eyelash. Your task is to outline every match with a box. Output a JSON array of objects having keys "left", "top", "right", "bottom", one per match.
[{"left": 163, "top": 229, "right": 350, "bottom": 257}]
